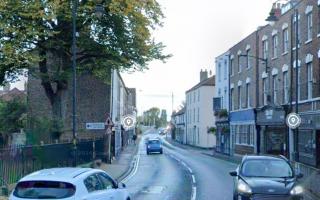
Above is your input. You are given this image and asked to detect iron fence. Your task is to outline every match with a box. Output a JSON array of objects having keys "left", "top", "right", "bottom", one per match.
[{"left": 0, "top": 139, "right": 105, "bottom": 189}]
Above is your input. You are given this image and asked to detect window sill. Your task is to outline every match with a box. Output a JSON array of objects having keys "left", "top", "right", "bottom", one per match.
[
  {"left": 246, "top": 67, "right": 251, "bottom": 71},
  {"left": 305, "top": 39, "right": 312, "bottom": 45},
  {"left": 271, "top": 57, "right": 278, "bottom": 60},
  {"left": 317, "top": 33, "right": 320, "bottom": 38},
  {"left": 282, "top": 51, "right": 288, "bottom": 56}
]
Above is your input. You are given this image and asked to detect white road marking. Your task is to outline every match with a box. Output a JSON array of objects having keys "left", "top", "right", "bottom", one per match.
[
  {"left": 122, "top": 154, "right": 140, "bottom": 183},
  {"left": 192, "top": 175, "right": 196, "bottom": 184},
  {"left": 187, "top": 167, "right": 193, "bottom": 174},
  {"left": 191, "top": 186, "right": 197, "bottom": 200}
]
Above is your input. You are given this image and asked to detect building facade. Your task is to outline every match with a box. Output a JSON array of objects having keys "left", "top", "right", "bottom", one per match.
[
  {"left": 186, "top": 71, "right": 216, "bottom": 148},
  {"left": 172, "top": 107, "right": 186, "bottom": 144},
  {"left": 214, "top": 51, "right": 231, "bottom": 154},
  {"left": 229, "top": 30, "right": 259, "bottom": 156}
]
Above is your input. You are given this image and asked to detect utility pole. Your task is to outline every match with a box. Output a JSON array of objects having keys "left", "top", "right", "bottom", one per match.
[{"left": 294, "top": 8, "right": 299, "bottom": 162}]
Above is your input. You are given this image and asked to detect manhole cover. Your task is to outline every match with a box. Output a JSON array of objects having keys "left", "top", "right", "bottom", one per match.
[{"left": 141, "top": 186, "right": 165, "bottom": 194}]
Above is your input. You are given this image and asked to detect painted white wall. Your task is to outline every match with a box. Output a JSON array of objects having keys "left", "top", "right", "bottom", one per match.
[
  {"left": 215, "top": 52, "right": 229, "bottom": 111},
  {"left": 186, "top": 84, "right": 216, "bottom": 148}
]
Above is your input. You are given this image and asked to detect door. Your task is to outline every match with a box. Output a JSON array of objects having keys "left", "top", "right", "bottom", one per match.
[
  {"left": 97, "top": 172, "right": 124, "bottom": 200},
  {"left": 83, "top": 174, "right": 114, "bottom": 200}
]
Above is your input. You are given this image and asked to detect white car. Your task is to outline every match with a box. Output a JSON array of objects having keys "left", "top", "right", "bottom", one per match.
[{"left": 9, "top": 168, "right": 131, "bottom": 200}]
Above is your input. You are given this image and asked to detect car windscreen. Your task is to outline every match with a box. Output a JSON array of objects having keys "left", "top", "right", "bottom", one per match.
[
  {"left": 241, "top": 159, "right": 293, "bottom": 178},
  {"left": 13, "top": 181, "right": 76, "bottom": 199}
]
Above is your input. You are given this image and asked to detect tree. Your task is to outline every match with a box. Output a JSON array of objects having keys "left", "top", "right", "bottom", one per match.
[
  {"left": 0, "top": 98, "right": 27, "bottom": 135},
  {"left": 0, "top": 0, "right": 169, "bottom": 139},
  {"left": 160, "top": 109, "right": 167, "bottom": 126}
]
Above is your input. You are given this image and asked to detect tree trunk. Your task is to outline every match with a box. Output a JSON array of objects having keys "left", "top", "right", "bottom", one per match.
[{"left": 38, "top": 49, "right": 68, "bottom": 142}]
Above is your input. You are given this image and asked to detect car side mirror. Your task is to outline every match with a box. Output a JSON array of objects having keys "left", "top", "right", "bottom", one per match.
[
  {"left": 296, "top": 173, "right": 303, "bottom": 179},
  {"left": 229, "top": 171, "right": 237, "bottom": 177}
]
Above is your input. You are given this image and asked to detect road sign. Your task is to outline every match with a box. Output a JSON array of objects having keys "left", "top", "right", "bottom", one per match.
[
  {"left": 121, "top": 115, "right": 136, "bottom": 129},
  {"left": 86, "top": 122, "right": 105, "bottom": 130},
  {"left": 106, "top": 126, "right": 112, "bottom": 134},
  {"left": 105, "top": 117, "right": 114, "bottom": 126},
  {"left": 286, "top": 113, "right": 301, "bottom": 129}
]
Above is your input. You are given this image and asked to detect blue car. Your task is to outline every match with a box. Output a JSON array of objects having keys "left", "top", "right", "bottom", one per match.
[{"left": 146, "top": 139, "right": 163, "bottom": 155}]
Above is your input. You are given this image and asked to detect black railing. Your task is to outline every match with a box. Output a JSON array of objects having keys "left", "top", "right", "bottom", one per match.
[{"left": 0, "top": 139, "right": 105, "bottom": 190}]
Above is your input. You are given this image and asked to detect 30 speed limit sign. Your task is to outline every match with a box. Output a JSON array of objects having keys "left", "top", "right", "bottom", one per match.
[{"left": 286, "top": 113, "right": 301, "bottom": 129}]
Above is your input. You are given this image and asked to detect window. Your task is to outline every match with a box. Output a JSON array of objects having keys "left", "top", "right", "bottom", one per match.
[
  {"left": 218, "top": 88, "right": 221, "bottom": 97},
  {"left": 293, "top": 17, "right": 300, "bottom": 46},
  {"left": 263, "top": 78, "right": 268, "bottom": 105},
  {"left": 218, "top": 63, "right": 221, "bottom": 82},
  {"left": 97, "top": 173, "right": 115, "bottom": 190},
  {"left": 307, "top": 12, "right": 313, "bottom": 41},
  {"left": 197, "top": 107, "right": 199, "bottom": 122},
  {"left": 273, "top": 75, "right": 278, "bottom": 104},
  {"left": 238, "top": 86, "right": 242, "bottom": 109},
  {"left": 224, "top": 60, "right": 227, "bottom": 80},
  {"left": 283, "top": 71, "right": 289, "bottom": 103},
  {"left": 224, "top": 87, "right": 227, "bottom": 109},
  {"left": 246, "top": 49, "right": 251, "bottom": 68},
  {"left": 263, "top": 40, "right": 268, "bottom": 59},
  {"left": 307, "top": 62, "right": 313, "bottom": 99},
  {"left": 238, "top": 55, "right": 241, "bottom": 73},
  {"left": 230, "top": 58, "right": 234, "bottom": 76},
  {"left": 193, "top": 91, "right": 196, "bottom": 103},
  {"left": 246, "top": 83, "right": 250, "bottom": 108},
  {"left": 84, "top": 174, "right": 103, "bottom": 193},
  {"left": 283, "top": 28, "right": 289, "bottom": 53},
  {"left": 236, "top": 125, "right": 254, "bottom": 146},
  {"left": 272, "top": 35, "right": 278, "bottom": 58},
  {"left": 193, "top": 108, "right": 195, "bottom": 123},
  {"left": 230, "top": 88, "right": 234, "bottom": 110}
]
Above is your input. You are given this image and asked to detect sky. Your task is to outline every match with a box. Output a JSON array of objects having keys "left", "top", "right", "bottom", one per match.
[{"left": 122, "top": 0, "right": 275, "bottom": 116}]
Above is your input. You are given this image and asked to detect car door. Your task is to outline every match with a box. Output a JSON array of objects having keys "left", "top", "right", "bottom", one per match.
[
  {"left": 82, "top": 173, "right": 113, "bottom": 200},
  {"left": 97, "top": 172, "right": 124, "bottom": 200}
]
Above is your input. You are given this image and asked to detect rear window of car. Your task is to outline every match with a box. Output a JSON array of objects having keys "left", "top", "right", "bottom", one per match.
[
  {"left": 13, "top": 181, "right": 76, "bottom": 199},
  {"left": 148, "top": 140, "right": 160, "bottom": 144}
]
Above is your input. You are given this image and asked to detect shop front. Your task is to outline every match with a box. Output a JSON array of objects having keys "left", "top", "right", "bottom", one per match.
[
  {"left": 216, "top": 119, "right": 230, "bottom": 155},
  {"left": 297, "top": 112, "right": 320, "bottom": 168},
  {"left": 256, "top": 105, "right": 289, "bottom": 157}
]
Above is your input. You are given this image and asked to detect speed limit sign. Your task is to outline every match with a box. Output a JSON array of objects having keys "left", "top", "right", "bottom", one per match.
[{"left": 286, "top": 113, "right": 301, "bottom": 129}]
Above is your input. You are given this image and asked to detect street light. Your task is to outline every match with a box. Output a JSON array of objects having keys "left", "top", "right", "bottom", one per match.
[{"left": 71, "top": 0, "right": 106, "bottom": 166}]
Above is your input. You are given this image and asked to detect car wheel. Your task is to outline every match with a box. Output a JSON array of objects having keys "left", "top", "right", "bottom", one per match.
[
  {"left": 160, "top": 150, "right": 163, "bottom": 154},
  {"left": 147, "top": 151, "right": 149, "bottom": 155}
]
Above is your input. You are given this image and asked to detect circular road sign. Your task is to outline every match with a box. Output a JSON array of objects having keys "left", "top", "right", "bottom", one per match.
[
  {"left": 286, "top": 113, "right": 301, "bottom": 129},
  {"left": 121, "top": 115, "right": 136, "bottom": 129}
]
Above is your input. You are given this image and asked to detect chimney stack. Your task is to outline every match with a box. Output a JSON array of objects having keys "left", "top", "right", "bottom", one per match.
[{"left": 200, "top": 69, "right": 208, "bottom": 82}]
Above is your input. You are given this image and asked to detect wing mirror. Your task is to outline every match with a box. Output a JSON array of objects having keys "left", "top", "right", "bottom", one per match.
[
  {"left": 296, "top": 173, "right": 303, "bottom": 179},
  {"left": 229, "top": 171, "right": 237, "bottom": 177},
  {"left": 121, "top": 183, "right": 126, "bottom": 188}
]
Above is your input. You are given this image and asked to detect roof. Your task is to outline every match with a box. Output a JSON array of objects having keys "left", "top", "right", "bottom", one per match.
[
  {"left": 186, "top": 76, "right": 215, "bottom": 93},
  {"left": 0, "top": 88, "right": 26, "bottom": 101},
  {"left": 243, "top": 155, "right": 287, "bottom": 162},
  {"left": 172, "top": 107, "right": 186, "bottom": 116},
  {"left": 19, "top": 168, "right": 104, "bottom": 183}
]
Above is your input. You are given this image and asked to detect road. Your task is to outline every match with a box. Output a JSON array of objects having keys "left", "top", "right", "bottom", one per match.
[{"left": 123, "top": 129, "right": 237, "bottom": 200}]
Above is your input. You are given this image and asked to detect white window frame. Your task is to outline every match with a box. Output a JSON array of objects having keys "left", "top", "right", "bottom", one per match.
[
  {"left": 224, "top": 59, "right": 228, "bottom": 80},
  {"left": 246, "top": 83, "right": 250, "bottom": 108},
  {"left": 263, "top": 78, "right": 268, "bottom": 105},
  {"left": 307, "top": 62, "right": 313, "bottom": 99},
  {"left": 238, "top": 86, "right": 242, "bottom": 109},
  {"left": 246, "top": 49, "right": 251, "bottom": 68},
  {"left": 283, "top": 29, "right": 289, "bottom": 53},
  {"left": 218, "top": 63, "right": 221, "bottom": 82},
  {"left": 273, "top": 75, "right": 278, "bottom": 104},
  {"left": 272, "top": 34, "right": 278, "bottom": 58},
  {"left": 230, "top": 58, "right": 234, "bottom": 76},
  {"left": 307, "top": 12, "right": 313, "bottom": 41},
  {"left": 283, "top": 71, "right": 289, "bottom": 103}
]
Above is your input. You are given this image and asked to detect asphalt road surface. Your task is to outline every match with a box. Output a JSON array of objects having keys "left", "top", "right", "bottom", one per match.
[{"left": 124, "top": 129, "right": 237, "bottom": 200}]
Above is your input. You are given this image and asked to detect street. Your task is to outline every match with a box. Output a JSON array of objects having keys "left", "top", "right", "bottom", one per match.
[{"left": 124, "top": 129, "right": 237, "bottom": 200}]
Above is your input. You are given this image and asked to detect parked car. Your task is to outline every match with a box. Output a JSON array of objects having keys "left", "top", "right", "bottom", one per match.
[
  {"left": 229, "top": 155, "right": 304, "bottom": 200},
  {"left": 10, "top": 168, "right": 131, "bottom": 200},
  {"left": 146, "top": 139, "right": 163, "bottom": 154}
]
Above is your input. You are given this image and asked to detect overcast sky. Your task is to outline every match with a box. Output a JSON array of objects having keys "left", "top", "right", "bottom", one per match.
[{"left": 122, "top": 0, "right": 275, "bottom": 116}]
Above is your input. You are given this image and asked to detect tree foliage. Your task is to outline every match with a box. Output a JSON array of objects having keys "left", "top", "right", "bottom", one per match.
[
  {"left": 0, "top": 98, "right": 27, "bottom": 134},
  {"left": 0, "top": 0, "right": 169, "bottom": 138}
]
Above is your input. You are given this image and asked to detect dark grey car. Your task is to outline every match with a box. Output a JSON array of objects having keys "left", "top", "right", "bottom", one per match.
[{"left": 229, "top": 155, "right": 304, "bottom": 200}]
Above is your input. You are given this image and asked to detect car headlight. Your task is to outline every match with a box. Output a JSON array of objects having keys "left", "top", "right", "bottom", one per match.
[
  {"left": 237, "top": 179, "right": 252, "bottom": 194},
  {"left": 290, "top": 185, "right": 304, "bottom": 195}
]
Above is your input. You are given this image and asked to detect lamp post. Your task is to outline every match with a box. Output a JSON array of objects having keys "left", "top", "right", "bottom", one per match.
[{"left": 71, "top": 0, "right": 106, "bottom": 166}]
